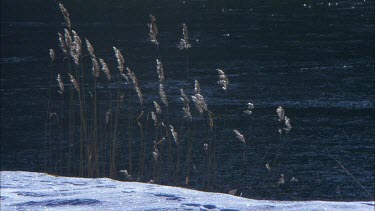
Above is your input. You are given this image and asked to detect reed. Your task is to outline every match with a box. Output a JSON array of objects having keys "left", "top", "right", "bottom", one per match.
[
  {"left": 148, "top": 14, "right": 159, "bottom": 47},
  {"left": 178, "top": 23, "right": 191, "bottom": 81},
  {"left": 44, "top": 49, "right": 55, "bottom": 172},
  {"left": 58, "top": 3, "right": 71, "bottom": 29},
  {"left": 85, "top": 38, "right": 100, "bottom": 176},
  {"left": 233, "top": 129, "right": 245, "bottom": 144},
  {"left": 45, "top": 2, "right": 301, "bottom": 200}
]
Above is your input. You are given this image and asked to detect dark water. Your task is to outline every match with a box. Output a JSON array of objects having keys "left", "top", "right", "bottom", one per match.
[{"left": 1, "top": 0, "right": 374, "bottom": 201}]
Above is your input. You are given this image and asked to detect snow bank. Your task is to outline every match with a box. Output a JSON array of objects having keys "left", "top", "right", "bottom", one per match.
[{"left": 1, "top": 171, "right": 373, "bottom": 210}]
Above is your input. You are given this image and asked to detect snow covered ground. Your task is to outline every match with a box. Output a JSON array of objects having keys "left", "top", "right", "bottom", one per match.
[{"left": 0, "top": 171, "right": 373, "bottom": 211}]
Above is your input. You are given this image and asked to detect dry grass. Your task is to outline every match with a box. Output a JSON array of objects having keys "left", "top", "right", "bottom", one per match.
[{"left": 44, "top": 3, "right": 301, "bottom": 197}]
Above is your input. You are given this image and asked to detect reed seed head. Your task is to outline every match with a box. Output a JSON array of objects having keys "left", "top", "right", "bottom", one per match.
[
  {"left": 85, "top": 38, "right": 95, "bottom": 58},
  {"left": 217, "top": 69, "right": 229, "bottom": 90},
  {"left": 290, "top": 177, "right": 298, "bottom": 182},
  {"left": 99, "top": 58, "right": 111, "bottom": 81},
  {"left": 248, "top": 102, "right": 254, "bottom": 110},
  {"left": 191, "top": 94, "right": 208, "bottom": 114},
  {"left": 127, "top": 68, "right": 143, "bottom": 105},
  {"left": 148, "top": 14, "right": 159, "bottom": 46},
  {"left": 203, "top": 143, "right": 208, "bottom": 151},
  {"left": 229, "top": 189, "right": 238, "bottom": 195},
  {"left": 265, "top": 163, "right": 271, "bottom": 172},
  {"left": 180, "top": 89, "right": 190, "bottom": 103},
  {"left": 58, "top": 32, "right": 68, "bottom": 55},
  {"left": 56, "top": 74, "right": 64, "bottom": 94},
  {"left": 243, "top": 110, "right": 252, "bottom": 115},
  {"left": 49, "top": 49, "right": 55, "bottom": 62},
  {"left": 151, "top": 111, "right": 157, "bottom": 126},
  {"left": 278, "top": 174, "right": 285, "bottom": 186},
  {"left": 233, "top": 129, "right": 245, "bottom": 144},
  {"left": 194, "top": 80, "right": 200, "bottom": 95},
  {"left": 159, "top": 84, "right": 168, "bottom": 106},
  {"left": 156, "top": 59, "right": 165, "bottom": 83},
  {"left": 170, "top": 125, "right": 178, "bottom": 145},
  {"left": 58, "top": 3, "right": 71, "bottom": 29},
  {"left": 135, "top": 86, "right": 143, "bottom": 105},
  {"left": 178, "top": 23, "right": 191, "bottom": 50},
  {"left": 68, "top": 73, "right": 79, "bottom": 92},
  {"left": 49, "top": 112, "right": 58, "bottom": 119},
  {"left": 153, "top": 101, "right": 162, "bottom": 114},
  {"left": 119, "top": 170, "right": 132, "bottom": 180},
  {"left": 113, "top": 46, "right": 128, "bottom": 82},
  {"left": 284, "top": 116, "right": 292, "bottom": 133},
  {"left": 64, "top": 29, "right": 72, "bottom": 52},
  {"left": 244, "top": 102, "right": 254, "bottom": 115},
  {"left": 276, "top": 106, "right": 285, "bottom": 122},
  {"left": 153, "top": 147, "right": 159, "bottom": 162},
  {"left": 91, "top": 57, "right": 100, "bottom": 78},
  {"left": 105, "top": 111, "right": 111, "bottom": 125},
  {"left": 180, "top": 89, "right": 192, "bottom": 120},
  {"left": 71, "top": 30, "right": 82, "bottom": 65}
]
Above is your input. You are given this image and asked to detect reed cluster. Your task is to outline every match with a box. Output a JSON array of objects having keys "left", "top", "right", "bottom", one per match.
[{"left": 44, "top": 3, "right": 294, "bottom": 195}]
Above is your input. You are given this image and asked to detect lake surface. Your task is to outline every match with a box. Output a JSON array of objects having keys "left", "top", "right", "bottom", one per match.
[{"left": 1, "top": 0, "right": 374, "bottom": 201}]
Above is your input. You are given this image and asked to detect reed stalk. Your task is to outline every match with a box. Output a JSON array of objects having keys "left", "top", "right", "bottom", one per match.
[{"left": 44, "top": 49, "right": 55, "bottom": 172}]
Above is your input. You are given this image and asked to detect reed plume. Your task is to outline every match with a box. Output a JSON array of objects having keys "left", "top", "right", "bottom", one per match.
[
  {"left": 85, "top": 39, "right": 100, "bottom": 78},
  {"left": 153, "top": 146, "right": 159, "bottom": 162},
  {"left": 278, "top": 174, "right": 285, "bottom": 186},
  {"left": 153, "top": 101, "right": 162, "bottom": 114},
  {"left": 99, "top": 58, "right": 111, "bottom": 81},
  {"left": 119, "top": 169, "right": 132, "bottom": 181},
  {"left": 64, "top": 29, "right": 72, "bottom": 52},
  {"left": 68, "top": 73, "right": 79, "bottom": 92},
  {"left": 243, "top": 110, "right": 252, "bottom": 115},
  {"left": 229, "top": 189, "right": 238, "bottom": 195},
  {"left": 71, "top": 30, "right": 82, "bottom": 65},
  {"left": 243, "top": 102, "right": 254, "bottom": 115},
  {"left": 248, "top": 102, "right": 254, "bottom": 109},
  {"left": 127, "top": 67, "right": 143, "bottom": 105},
  {"left": 276, "top": 106, "right": 292, "bottom": 134},
  {"left": 194, "top": 80, "right": 200, "bottom": 94},
  {"left": 192, "top": 81, "right": 207, "bottom": 114},
  {"left": 276, "top": 106, "right": 285, "bottom": 121},
  {"left": 85, "top": 38, "right": 95, "bottom": 57},
  {"left": 56, "top": 74, "right": 64, "bottom": 94},
  {"left": 105, "top": 111, "right": 111, "bottom": 125},
  {"left": 113, "top": 46, "right": 129, "bottom": 82},
  {"left": 49, "top": 49, "right": 55, "bottom": 62},
  {"left": 91, "top": 57, "right": 100, "bottom": 78},
  {"left": 204, "top": 143, "right": 208, "bottom": 151},
  {"left": 159, "top": 84, "right": 168, "bottom": 106},
  {"left": 170, "top": 125, "right": 178, "bottom": 145},
  {"left": 180, "top": 89, "right": 192, "bottom": 120},
  {"left": 151, "top": 111, "right": 157, "bottom": 126},
  {"left": 58, "top": 3, "right": 71, "bottom": 29},
  {"left": 284, "top": 116, "right": 292, "bottom": 133},
  {"left": 191, "top": 93, "right": 208, "bottom": 114},
  {"left": 156, "top": 59, "right": 165, "bottom": 83},
  {"left": 148, "top": 14, "right": 159, "bottom": 46},
  {"left": 233, "top": 129, "right": 245, "bottom": 144},
  {"left": 265, "top": 163, "right": 271, "bottom": 173},
  {"left": 58, "top": 33, "right": 68, "bottom": 55},
  {"left": 216, "top": 69, "right": 229, "bottom": 90},
  {"left": 178, "top": 23, "right": 191, "bottom": 50}
]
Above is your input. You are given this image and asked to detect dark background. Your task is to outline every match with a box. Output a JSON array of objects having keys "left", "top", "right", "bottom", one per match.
[{"left": 1, "top": 0, "right": 374, "bottom": 201}]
